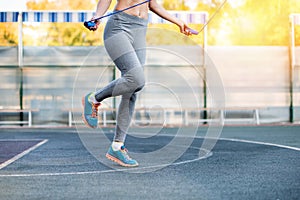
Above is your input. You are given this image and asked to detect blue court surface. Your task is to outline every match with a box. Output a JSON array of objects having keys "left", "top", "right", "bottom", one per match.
[{"left": 0, "top": 125, "right": 299, "bottom": 200}]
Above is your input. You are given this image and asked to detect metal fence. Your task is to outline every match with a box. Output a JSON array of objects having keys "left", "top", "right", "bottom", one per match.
[{"left": 0, "top": 12, "right": 299, "bottom": 126}]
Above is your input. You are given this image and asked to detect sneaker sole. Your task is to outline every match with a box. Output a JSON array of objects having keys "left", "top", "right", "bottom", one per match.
[
  {"left": 81, "top": 96, "right": 97, "bottom": 129},
  {"left": 106, "top": 153, "right": 139, "bottom": 167}
]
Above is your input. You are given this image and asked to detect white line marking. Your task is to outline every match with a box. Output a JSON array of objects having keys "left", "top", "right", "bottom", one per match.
[
  {"left": 131, "top": 132, "right": 300, "bottom": 152},
  {"left": 218, "top": 137, "right": 300, "bottom": 152},
  {"left": 0, "top": 136, "right": 299, "bottom": 177},
  {"left": 0, "top": 146, "right": 212, "bottom": 177},
  {"left": 0, "top": 139, "right": 45, "bottom": 142},
  {"left": 0, "top": 139, "right": 48, "bottom": 170},
  {"left": 0, "top": 151, "right": 213, "bottom": 177}
]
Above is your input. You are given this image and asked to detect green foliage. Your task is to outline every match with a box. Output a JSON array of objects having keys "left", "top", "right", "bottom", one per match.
[
  {"left": 0, "top": 23, "right": 18, "bottom": 46},
  {"left": 147, "top": 24, "right": 202, "bottom": 45},
  {"left": 22, "top": 23, "right": 103, "bottom": 46},
  {"left": 26, "top": 0, "right": 96, "bottom": 10},
  {"left": 196, "top": 0, "right": 300, "bottom": 45},
  {"left": 162, "top": 0, "right": 189, "bottom": 10}
]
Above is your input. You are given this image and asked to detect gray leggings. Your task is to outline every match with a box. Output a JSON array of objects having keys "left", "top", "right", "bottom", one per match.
[{"left": 95, "top": 12, "right": 148, "bottom": 142}]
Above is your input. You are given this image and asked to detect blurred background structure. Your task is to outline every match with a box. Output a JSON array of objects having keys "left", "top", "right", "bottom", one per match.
[{"left": 0, "top": 0, "right": 299, "bottom": 126}]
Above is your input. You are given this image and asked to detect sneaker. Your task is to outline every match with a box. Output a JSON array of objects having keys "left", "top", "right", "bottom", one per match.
[
  {"left": 106, "top": 146, "right": 139, "bottom": 167},
  {"left": 82, "top": 92, "right": 101, "bottom": 129}
]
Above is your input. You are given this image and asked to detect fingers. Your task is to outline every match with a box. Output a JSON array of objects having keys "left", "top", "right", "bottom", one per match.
[
  {"left": 89, "top": 17, "right": 100, "bottom": 31},
  {"left": 182, "top": 24, "right": 192, "bottom": 36},
  {"left": 91, "top": 21, "right": 99, "bottom": 31},
  {"left": 186, "top": 27, "right": 199, "bottom": 35},
  {"left": 89, "top": 24, "right": 98, "bottom": 31},
  {"left": 182, "top": 24, "right": 199, "bottom": 36},
  {"left": 178, "top": 21, "right": 194, "bottom": 36}
]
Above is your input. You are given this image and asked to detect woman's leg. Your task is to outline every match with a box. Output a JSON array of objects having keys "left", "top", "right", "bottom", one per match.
[
  {"left": 96, "top": 13, "right": 147, "bottom": 142},
  {"left": 105, "top": 44, "right": 146, "bottom": 167},
  {"left": 83, "top": 12, "right": 147, "bottom": 167},
  {"left": 111, "top": 28, "right": 147, "bottom": 143},
  {"left": 96, "top": 46, "right": 145, "bottom": 143},
  {"left": 114, "top": 92, "right": 137, "bottom": 142}
]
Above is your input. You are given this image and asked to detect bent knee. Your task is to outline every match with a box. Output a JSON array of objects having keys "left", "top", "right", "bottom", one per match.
[
  {"left": 126, "top": 67, "right": 145, "bottom": 92},
  {"left": 134, "top": 77, "right": 145, "bottom": 93},
  {"left": 134, "top": 76, "right": 145, "bottom": 92},
  {"left": 134, "top": 84, "right": 144, "bottom": 93}
]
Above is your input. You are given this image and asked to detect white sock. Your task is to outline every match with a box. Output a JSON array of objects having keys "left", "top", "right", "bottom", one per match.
[
  {"left": 89, "top": 93, "right": 99, "bottom": 103},
  {"left": 111, "top": 141, "right": 124, "bottom": 151}
]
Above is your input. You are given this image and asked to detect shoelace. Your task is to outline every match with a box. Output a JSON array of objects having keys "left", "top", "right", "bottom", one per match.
[
  {"left": 120, "top": 146, "right": 132, "bottom": 160},
  {"left": 91, "top": 102, "right": 101, "bottom": 118}
]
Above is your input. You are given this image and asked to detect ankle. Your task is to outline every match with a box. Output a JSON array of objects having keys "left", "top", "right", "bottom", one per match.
[
  {"left": 89, "top": 93, "right": 99, "bottom": 104},
  {"left": 111, "top": 141, "right": 124, "bottom": 151}
]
